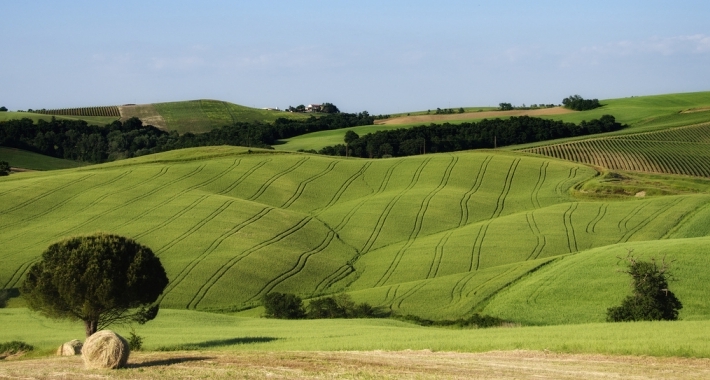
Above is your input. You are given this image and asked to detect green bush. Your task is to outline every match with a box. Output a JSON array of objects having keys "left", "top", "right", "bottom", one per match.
[
  {"left": 263, "top": 292, "right": 306, "bottom": 319},
  {"left": 0, "top": 341, "right": 34, "bottom": 358},
  {"left": 607, "top": 254, "right": 682, "bottom": 322},
  {"left": 127, "top": 329, "right": 144, "bottom": 351},
  {"left": 0, "top": 161, "right": 10, "bottom": 176}
]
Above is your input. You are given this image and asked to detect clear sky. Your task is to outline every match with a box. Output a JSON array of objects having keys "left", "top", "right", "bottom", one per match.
[{"left": 2, "top": 1, "right": 709, "bottom": 114}]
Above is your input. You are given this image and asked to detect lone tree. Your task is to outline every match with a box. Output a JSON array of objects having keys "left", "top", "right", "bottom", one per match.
[
  {"left": 607, "top": 253, "right": 682, "bottom": 322},
  {"left": 22, "top": 233, "right": 169, "bottom": 337},
  {"left": 499, "top": 102, "right": 513, "bottom": 111},
  {"left": 344, "top": 130, "right": 359, "bottom": 157}
]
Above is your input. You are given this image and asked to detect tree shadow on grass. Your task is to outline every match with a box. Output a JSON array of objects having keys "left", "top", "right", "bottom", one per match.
[
  {"left": 155, "top": 337, "right": 279, "bottom": 352},
  {"left": 127, "top": 356, "right": 213, "bottom": 368}
]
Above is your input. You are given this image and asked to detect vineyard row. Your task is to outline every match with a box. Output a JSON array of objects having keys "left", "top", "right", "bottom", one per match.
[{"left": 33, "top": 106, "right": 121, "bottom": 117}]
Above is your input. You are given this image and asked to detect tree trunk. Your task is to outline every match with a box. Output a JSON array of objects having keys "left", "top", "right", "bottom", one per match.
[{"left": 84, "top": 320, "right": 98, "bottom": 338}]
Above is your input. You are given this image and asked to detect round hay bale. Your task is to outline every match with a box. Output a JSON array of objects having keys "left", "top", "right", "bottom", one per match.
[
  {"left": 81, "top": 330, "right": 130, "bottom": 369},
  {"left": 56, "top": 339, "right": 83, "bottom": 356}
]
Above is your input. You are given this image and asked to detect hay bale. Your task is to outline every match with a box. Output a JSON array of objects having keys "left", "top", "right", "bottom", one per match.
[
  {"left": 81, "top": 330, "right": 130, "bottom": 369},
  {"left": 56, "top": 339, "right": 82, "bottom": 356}
]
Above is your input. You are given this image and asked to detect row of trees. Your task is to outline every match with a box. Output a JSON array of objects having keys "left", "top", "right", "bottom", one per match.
[
  {"left": 0, "top": 107, "right": 7, "bottom": 112},
  {"left": 263, "top": 292, "right": 385, "bottom": 319},
  {"left": 319, "top": 115, "right": 625, "bottom": 158},
  {"left": 434, "top": 107, "right": 465, "bottom": 114},
  {"left": 0, "top": 112, "right": 375, "bottom": 163}
]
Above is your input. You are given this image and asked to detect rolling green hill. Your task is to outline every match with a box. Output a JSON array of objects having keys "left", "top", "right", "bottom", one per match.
[
  {"left": 0, "top": 147, "right": 84, "bottom": 171},
  {"left": 1, "top": 100, "right": 310, "bottom": 134},
  {"left": 2, "top": 146, "right": 709, "bottom": 325},
  {"left": 277, "top": 91, "right": 710, "bottom": 152},
  {"left": 151, "top": 99, "right": 309, "bottom": 134}
]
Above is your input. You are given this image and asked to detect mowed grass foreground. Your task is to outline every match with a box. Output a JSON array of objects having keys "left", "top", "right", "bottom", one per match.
[
  {"left": 2, "top": 146, "right": 710, "bottom": 324},
  {"left": 2, "top": 308, "right": 710, "bottom": 357}
]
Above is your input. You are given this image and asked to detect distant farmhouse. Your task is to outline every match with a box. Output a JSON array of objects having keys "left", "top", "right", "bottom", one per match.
[{"left": 306, "top": 104, "right": 322, "bottom": 112}]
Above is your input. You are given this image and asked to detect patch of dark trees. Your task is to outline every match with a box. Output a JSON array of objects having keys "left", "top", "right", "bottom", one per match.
[
  {"left": 395, "top": 313, "right": 509, "bottom": 328},
  {"left": 562, "top": 95, "right": 602, "bottom": 111},
  {"left": 0, "top": 112, "right": 374, "bottom": 163},
  {"left": 316, "top": 115, "right": 625, "bottom": 158},
  {"left": 263, "top": 292, "right": 510, "bottom": 328},
  {"left": 263, "top": 292, "right": 388, "bottom": 319},
  {"left": 0, "top": 106, "right": 8, "bottom": 112}
]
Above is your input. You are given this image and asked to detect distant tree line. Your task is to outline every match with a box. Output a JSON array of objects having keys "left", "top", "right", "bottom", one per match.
[
  {"left": 0, "top": 112, "right": 374, "bottom": 163},
  {"left": 499, "top": 102, "right": 557, "bottom": 111},
  {"left": 317, "top": 115, "right": 625, "bottom": 158},
  {"left": 435, "top": 107, "right": 465, "bottom": 114},
  {"left": 263, "top": 292, "right": 387, "bottom": 319},
  {"left": 563, "top": 95, "right": 602, "bottom": 111},
  {"left": 0, "top": 106, "right": 7, "bottom": 112}
]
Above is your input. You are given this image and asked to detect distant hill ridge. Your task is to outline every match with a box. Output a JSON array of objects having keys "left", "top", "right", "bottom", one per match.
[{"left": 24, "top": 99, "right": 310, "bottom": 133}]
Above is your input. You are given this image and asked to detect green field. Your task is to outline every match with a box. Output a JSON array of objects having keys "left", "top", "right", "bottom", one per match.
[
  {"left": 3, "top": 92, "right": 710, "bottom": 361},
  {"left": 2, "top": 146, "right": 710, "bottom": 324},
  {"left": 277, "top": 91, "right": 710, "bottom": 152},
  {"left": 0, "top": 147, "right": 84, "bottom": 171},
  {"left": 2, "top": 308, "right": 710, "bottom": 357}
]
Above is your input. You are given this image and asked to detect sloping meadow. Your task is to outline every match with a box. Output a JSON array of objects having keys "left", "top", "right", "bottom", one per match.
[{"left": 1, "top": 146, "right": 709, "bottom": 323}]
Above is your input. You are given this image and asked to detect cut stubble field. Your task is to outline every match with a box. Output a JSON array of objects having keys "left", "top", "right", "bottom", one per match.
[{"left": 3, "top": 350, "right": 710, "bottom": 379}]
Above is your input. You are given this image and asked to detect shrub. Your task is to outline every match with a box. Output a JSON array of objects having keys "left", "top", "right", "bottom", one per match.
[
  {"left": 127, "top": 329, "right": 143, "bottom": 351},
  {"left": 263, "top": 292, "right": 306, "bottom": 319},
  {"left": 0, "top": 341, "right": 34, "bottom": 359},
  {"left": 607, "top": 253, "right": 682, "bottom": 322},
  {"left": 0, "top": 161, "right": 10, "bottom": 176}
]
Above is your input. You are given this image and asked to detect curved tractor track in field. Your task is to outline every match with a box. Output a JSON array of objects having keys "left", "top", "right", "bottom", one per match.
[
  {"left": 359, "top": 158, "right": 432, "bottom": 255},
  {"left": 470, "top": 158, "right": 520, "bottom": 271},
  {"left": 159, "top": 206, "right": 274, "bottom": 303},
  {"left": 375, "top": 156, "right": 458, "bottom": 287},
  {"left": 186, "top": 216, "right": 313, "bottom": 309}
]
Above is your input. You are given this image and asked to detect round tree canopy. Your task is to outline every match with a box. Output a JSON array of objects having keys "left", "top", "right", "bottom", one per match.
[{"left": 22, "top": 233, "right": 169, "bottom": 336}]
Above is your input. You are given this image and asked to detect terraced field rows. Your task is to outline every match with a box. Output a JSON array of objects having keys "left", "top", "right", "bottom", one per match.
[
  {"left": 2, "top": 147, "right": 710, "bottom": 319},
  {"left": 34, "top": 106, "right": 120, "bottom": 117},
  {"left": 521, "top": 123, "right": 710, "bottom": 177}
]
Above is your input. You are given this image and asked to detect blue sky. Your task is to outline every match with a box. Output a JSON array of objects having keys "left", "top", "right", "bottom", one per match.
[{"left": 2, "top": 1, "right": 709, "bottom": 114}]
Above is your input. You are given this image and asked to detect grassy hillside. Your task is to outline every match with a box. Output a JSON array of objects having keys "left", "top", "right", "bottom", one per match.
[
  {"left": 2, "top": 147, "right": 709, "bottom": 324},
  {"left": 277, "top": 91, "right": 710, "bottom": 152},
  {"left": 0, "top": 147, "right": 84, "bottom": 171},
  {"left": 1, "top": 100, "right": 310, "bottom": 134},
  {"left": 153, "top": 99, "right": 309, "bottom": 134}
]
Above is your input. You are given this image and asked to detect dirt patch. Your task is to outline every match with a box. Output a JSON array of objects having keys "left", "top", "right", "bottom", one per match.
[
  {"left": 1, "top": 350, "right": 709, "bottom": 379},
  {"left": 376, "top": 107, "right": 576, "bottom": 125},
  {"left": 680, "top": 107, "right": 710, "bottom": 114},
  {"left": 118, "top": 104, "right": 168, "bottom": 130}
]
